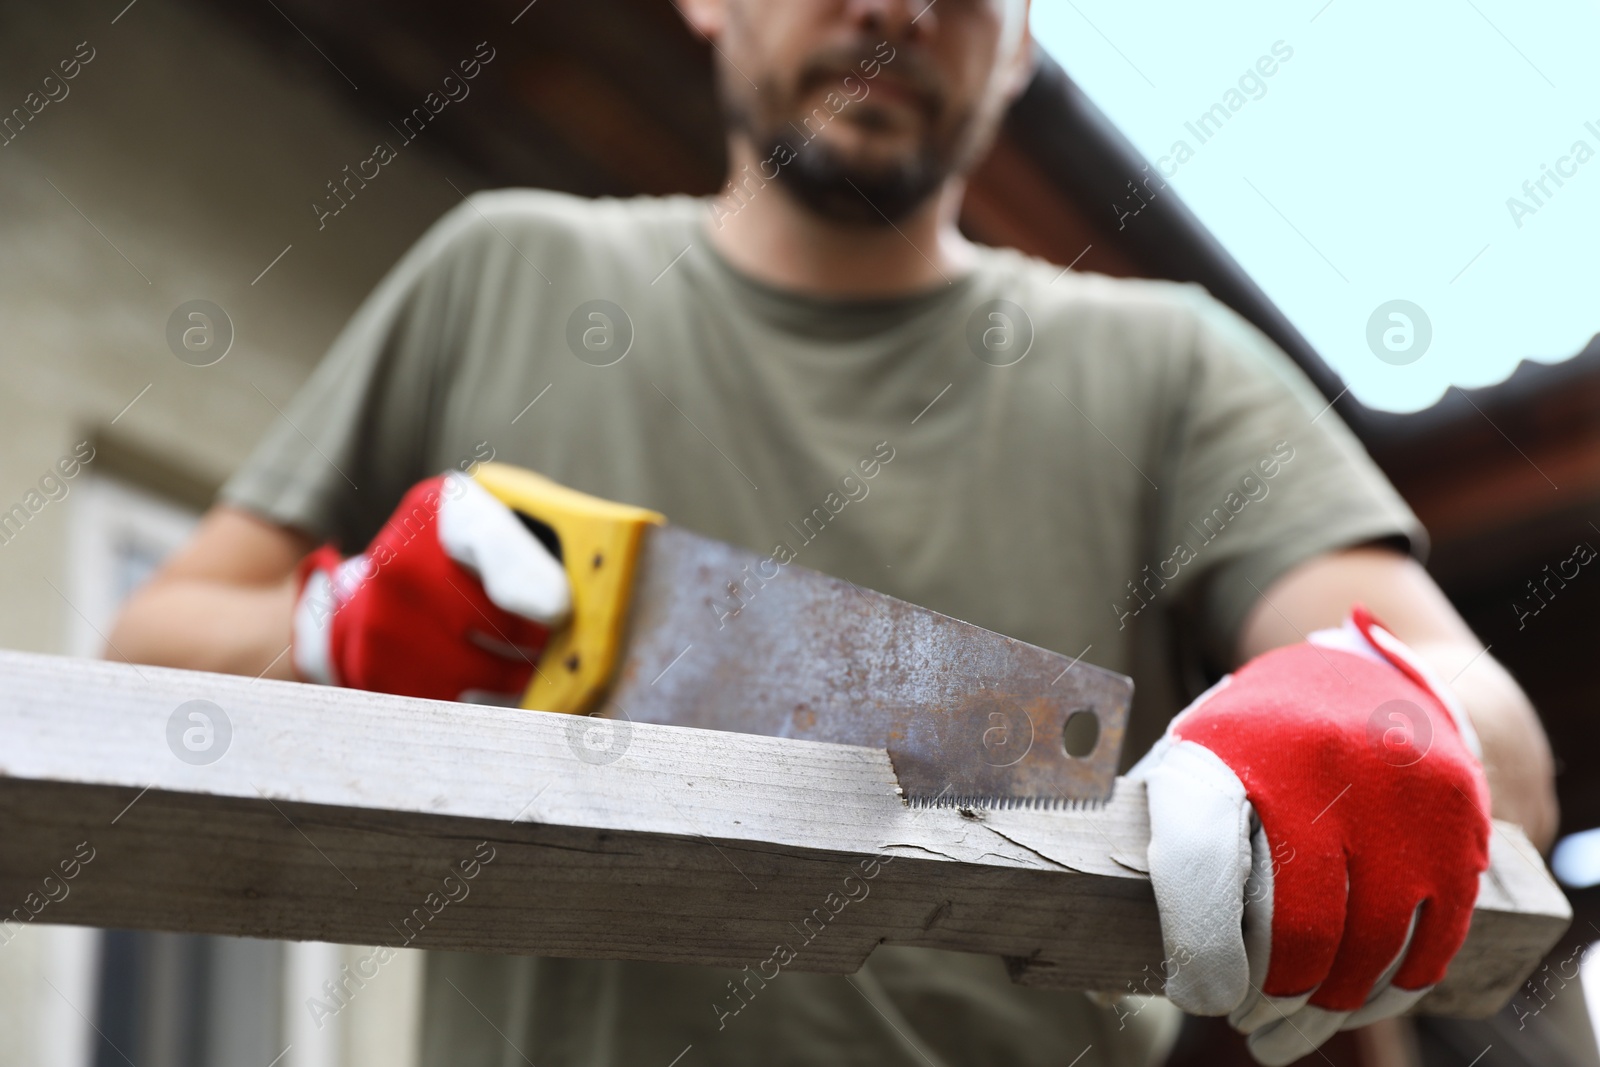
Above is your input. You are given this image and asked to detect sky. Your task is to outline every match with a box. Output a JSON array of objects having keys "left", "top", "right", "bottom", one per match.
[{"left": 1031, "top": 0, "right": 1600, "bottom": 413}]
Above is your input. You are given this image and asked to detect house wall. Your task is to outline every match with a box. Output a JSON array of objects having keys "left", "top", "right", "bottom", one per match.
[{"left": 0, "top": 1, "right": 476, "bottom": 1062}]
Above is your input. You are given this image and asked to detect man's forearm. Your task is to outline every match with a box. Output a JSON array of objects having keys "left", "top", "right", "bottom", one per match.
[
  {"left": 106, "top": 575, "right": 299, "bottom": 681},
  {"left": 1409, "top": 638, "right": 1559, "bottom": 851},
  {"left": 106, "top": 506, "right": 312, "bottom": 680}
]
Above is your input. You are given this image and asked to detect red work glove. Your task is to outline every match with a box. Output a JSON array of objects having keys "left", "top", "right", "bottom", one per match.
[
  {"left": 291, "top": 472, "right": 570, "bottom": 703},
  {"left": 1128, "top": 607, "right": 1490, "bottom": 1065}
]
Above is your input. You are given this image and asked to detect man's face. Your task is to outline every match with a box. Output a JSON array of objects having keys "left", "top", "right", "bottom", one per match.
[{"left": 712, "top": 0, "right": 1030, "bottom": 225}]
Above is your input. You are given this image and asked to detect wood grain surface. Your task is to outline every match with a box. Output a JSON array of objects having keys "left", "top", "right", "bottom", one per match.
[{"left": 0, "top": 651, "right": 1568, "bottom": 1018}]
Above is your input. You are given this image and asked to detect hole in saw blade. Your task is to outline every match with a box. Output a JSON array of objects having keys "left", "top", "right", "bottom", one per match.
[{"left": 1062, "top": 709, "right": 1099, "bottom": 758}]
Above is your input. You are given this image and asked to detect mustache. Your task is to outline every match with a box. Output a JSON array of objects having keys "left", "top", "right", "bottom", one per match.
[{"left": 795, "top": 41, "right": 944, "bottom": 112}]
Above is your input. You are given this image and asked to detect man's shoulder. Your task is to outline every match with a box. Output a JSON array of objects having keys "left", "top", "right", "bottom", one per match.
[
  {"left": 420, "top": 189, "right": 702, "bottom": 276},
  {"left": 966, "top": 243, "right": 1294, "bottom": 378},
  {"left": 969, "top": 242, "right": 1216, "bottom": 333},
  {"left": 464, "top": 188, "right": 699, "bottom": 231},
  {"left": 960, "top": 244, "right": 1232, "bottom": 384}
]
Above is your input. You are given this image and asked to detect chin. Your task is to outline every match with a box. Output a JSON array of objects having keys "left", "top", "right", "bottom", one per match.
[{"left": 775, "top": 144, "right": 944, "bottom": 226}]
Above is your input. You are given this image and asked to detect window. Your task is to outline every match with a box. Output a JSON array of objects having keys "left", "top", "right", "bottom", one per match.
[{"left": 64, "top": 473, "right": 199, "bottom": 658}]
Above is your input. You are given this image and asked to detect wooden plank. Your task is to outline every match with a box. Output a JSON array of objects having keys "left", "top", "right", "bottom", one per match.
[{"left": 0, "top": 650, "right": 1568, "bottom": 1017}]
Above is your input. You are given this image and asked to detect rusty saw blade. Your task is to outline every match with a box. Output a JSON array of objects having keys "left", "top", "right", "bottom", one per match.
[{"left": 587, "top": 525, "right": 1131, "bottom": 808}]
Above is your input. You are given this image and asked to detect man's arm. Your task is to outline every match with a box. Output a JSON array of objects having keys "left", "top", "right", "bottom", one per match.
[
  {"left": 105, "top": 506, "right": 312, "bottom": 680},
  {"left": 109, "top": 477, "right": 569, "bottom": 703},
  {"left": 1238, "top": 544, "right": 1559, "bottom": 850}
]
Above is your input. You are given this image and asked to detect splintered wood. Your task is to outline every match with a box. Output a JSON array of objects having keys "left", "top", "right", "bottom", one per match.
[{"left": 0, "top": 651, "right": 1568, "bottom": 1017}]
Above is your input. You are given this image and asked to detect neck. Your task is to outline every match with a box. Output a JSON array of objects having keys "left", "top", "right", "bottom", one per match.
[{"left": 702, "top": 139, "right": 977, "bottom": 298}]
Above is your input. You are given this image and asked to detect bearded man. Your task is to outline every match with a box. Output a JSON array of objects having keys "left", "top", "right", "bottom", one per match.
[{"left": 111, "top": 2, "right": 1557, "bottom": 1064}]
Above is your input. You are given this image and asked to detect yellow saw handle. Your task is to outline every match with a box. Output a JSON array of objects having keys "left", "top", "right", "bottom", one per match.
[{"left": 471, "top": 462, "right": 664, "bottom": 715}]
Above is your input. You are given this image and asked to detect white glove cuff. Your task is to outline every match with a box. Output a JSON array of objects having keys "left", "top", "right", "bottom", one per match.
[
  {"left": 1133, "top": 737, "right": 1255, "bottom": 1016},
  {"left": 292, "top": 570, "right": 337, "bottom": 685},
  {"left": 291, "top": 554, "right": 368, "bottom": 686}
]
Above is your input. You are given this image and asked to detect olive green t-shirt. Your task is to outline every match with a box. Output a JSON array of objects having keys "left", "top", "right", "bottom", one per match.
[{"left": 222, "top": 189, "right": 1421, "bottom": 1067}]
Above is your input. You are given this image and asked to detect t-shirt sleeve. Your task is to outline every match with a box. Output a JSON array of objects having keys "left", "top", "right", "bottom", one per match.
[
  {"left": 219, "top": 199, "right": 488, "bottom": 552},
  {"left": 1154, "top": 289, "right": 1425, "bottom": 666}
]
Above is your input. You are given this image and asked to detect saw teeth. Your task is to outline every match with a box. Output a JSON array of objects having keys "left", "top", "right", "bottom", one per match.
[{"left": 905, "top": 794, "right": 1110, "bottom": 812}]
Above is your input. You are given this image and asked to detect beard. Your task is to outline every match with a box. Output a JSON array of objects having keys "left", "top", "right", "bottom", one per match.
[
  {"left": 722, "top": 40, "right": 970, "bottom": 227},
  {"left": 759, "top": 128, "right": 945, "bottom": 226}
]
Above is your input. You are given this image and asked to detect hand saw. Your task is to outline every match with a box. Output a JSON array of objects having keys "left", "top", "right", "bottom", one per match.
[{"left": 474, "top": 462, "right": 1130, "bottom": 808}]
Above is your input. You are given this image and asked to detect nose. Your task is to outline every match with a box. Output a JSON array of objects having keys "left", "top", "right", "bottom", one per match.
[{"left": 843, "top": 0, "right": 933, "bottom": 39}]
